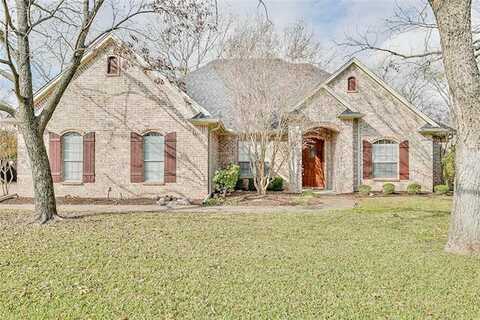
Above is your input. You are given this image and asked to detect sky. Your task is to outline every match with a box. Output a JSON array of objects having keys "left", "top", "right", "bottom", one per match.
[{"left": 219, "top": 0, "right": 437, "bottom": 69}]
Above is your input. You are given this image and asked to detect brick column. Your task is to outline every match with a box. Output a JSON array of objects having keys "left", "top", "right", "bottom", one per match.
[{"left": 288, "top": 124, "right": 303, "bottom": 193}]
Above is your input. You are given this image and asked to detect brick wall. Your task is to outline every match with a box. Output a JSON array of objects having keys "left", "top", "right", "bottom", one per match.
[{"left": 16, "top": 43, "right": 211, "bottom": 201}]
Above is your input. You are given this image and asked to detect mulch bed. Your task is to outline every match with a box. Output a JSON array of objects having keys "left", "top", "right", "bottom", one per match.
[{"left": 1, "top": 196, "right": 158, "bottom": 205}]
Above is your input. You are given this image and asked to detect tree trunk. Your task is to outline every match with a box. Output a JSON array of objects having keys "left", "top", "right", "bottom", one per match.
[
  {"left": 14, "top": 1, "right": 58, "bottom": 223},
  {"left": 429, "top": 0, "right": 480, "bottom": 254},
  {"left": 20, "top": 123, "right": 58, "bottom": 224}
]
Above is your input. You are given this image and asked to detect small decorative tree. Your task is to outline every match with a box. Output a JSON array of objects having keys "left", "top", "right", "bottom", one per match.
[{"left": 0, "top": 130, "right": 17, "bottom": 196}]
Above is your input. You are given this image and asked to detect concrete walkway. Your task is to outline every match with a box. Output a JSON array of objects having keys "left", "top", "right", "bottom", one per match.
[{"left": 0, "top": 196, "right": 358, "bottom": 215}]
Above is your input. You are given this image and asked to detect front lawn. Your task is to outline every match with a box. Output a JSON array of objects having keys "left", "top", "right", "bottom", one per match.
[{"left": 1, "top": 196, "right": 479, "bottom": 319}]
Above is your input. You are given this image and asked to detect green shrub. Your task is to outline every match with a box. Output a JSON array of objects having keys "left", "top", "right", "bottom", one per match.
[
  {"left": 383, "top": 183, "right": 395, "bottom": 195},
  {"left": 407, "top": 182, "right": 422, "bottom": 195},
  {"left": 358, "top": 185, "right": 372, "bottom": 195},
  {"left": 213, "top": 164, "right": 240, "bottom": 196},
  {"left": 434, "top": 184, "right": 450, "bottom": 195},
  {"left": 203, "top": 196, "right": 225, "bottom": 206},
  {"left": 267, "top": 176, "right": 284, "bottom": 191},
  {"left": 248, "top": 178, "right": 257, "bottom": 191},
  {"left": 442, "top": 146, "right": 455, "bottom": 188}
]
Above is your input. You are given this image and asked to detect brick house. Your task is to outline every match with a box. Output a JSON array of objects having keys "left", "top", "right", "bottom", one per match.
[{"left": 9, "top": 35, "right": 449, "bottom": 201}]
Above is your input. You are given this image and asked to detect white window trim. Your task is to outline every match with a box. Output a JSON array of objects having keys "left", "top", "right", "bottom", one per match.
[
  {"left": 372, "top": 140, "right": 400, "bottom": 180},
  {"left": 62, "top": 132, "right": 84, "bottom": 182},
  {"left": 143, "top": 133, "right": 165, "bottom": 183}
]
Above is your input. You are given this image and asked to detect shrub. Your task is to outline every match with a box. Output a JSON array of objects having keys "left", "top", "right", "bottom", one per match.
[
  {"left": 383, "top": 183, "right": 395, "bottom": 195},
  {"left": 442, "top": 146, "right": 455, "bottom": 189},
  {"left": 267, "top": 176, "right": 284, "bottom": 191},
  {"left": 407, "top": 182, "right": 422, "bottom": 195},
  {"left": 358, "top": 184, "right": 372, "bottom": 195},
  {"left": 434, "top": 184, "right": 450, "bottom": 195},
  {"left": 248, "top": 178, "right": 257, "bottom": 191},
  {"left": 213, "top": 164, "right": 240, "bottom": 196},
  {"left": 203, "top": 196, "right": 225, "bottom": 206}
]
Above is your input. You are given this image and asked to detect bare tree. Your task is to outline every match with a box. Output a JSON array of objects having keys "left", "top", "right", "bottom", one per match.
[
  {"left": 222, "top": 17, "right": 323, "bottom": 194},
  {"left": 0, "top": 0, "right": 216, "bottom": 223},
  {"left": 130, "top": 7, "right": 231, "bottom": 88}
]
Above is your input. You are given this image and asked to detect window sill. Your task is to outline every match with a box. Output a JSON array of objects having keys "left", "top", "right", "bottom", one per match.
[
  {"left": 106, "top": 73, "right": 120, "bottom": 77},
  {"left": 347, "top": 90, "right": 358, "bottom": 93},
  {"left": 143, "top": 182, "right": 166, "bottom": 186},
  {"left": 372, "top": 178, "right": 400, "bottom": 182},
  {"left": 62, "top": 181, "right": 84, "bottom": 186}
]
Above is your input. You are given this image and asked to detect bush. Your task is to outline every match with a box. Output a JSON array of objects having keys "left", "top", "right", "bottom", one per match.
[
  {"left": 213, "top": 164, "right": 240, "bottom": 196},
  {"left": 358, "top": 185, "right": 372, "bottom": 195},
  {"left": 267, "top": 176, "right": 284, "bottom": 191},
  {"left": 383, "top": 183, "right": 395, "bottom": 195},
  {"left": 434, "top": 184, "right": 450, "bottom": 195},
  {"left": 248, "top": 178, "right": 257, "bottom": 191},
  {"left": 442, "top": 146, "right": 455, "bottom": 188},
  {"left": 203, "top": 196, "right": 225, "bottom": 206},
  {"left": 407, "top": 182, "right": 422, "bottom": 195}
]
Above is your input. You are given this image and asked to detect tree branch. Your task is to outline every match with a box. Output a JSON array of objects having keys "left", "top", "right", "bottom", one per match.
[{"left": 0, "top": 100, "right": 15, "bottom": 117}]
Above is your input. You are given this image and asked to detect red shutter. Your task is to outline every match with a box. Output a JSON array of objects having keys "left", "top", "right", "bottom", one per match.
[
  {"left": 399, "top": 140, "right": 410, "bottom": 180},
  {"left": 49, "top": 132, "right": 62, "bottom": 183},
  {"left": 83, "top": 132, "right": 95, "bottom": 183},
  {"left": 363, "top": 140, "right": 373, "bottom": 180},
  {"left": 165, "top": 132, "right": 177, "bottom": 183},
  {"left": 131, "top": 132, "right": 144, "bottom": 183}
]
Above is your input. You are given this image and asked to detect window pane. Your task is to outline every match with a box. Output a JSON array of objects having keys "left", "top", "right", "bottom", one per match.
[
  {"left": 238, "top": 141, "right": 250, "bottom": 162},
  {"left": 239, "top": 162, "right": 252, "bottom": 177},
  {"left": 373, "top": 140, "right": 398, "bottom": 178},
  {"left": 373, "top": 143, "right": 398, "bottom": 162},
  {"left": 63, "top": 133, "right": 83, "bottom": 181},
  {"left": 373, "top": 163, "right": 397, "bottom": 179},
  {"left": 145, "top": 161, "right": 164, "bottom": 183},
  {"left": 144, "top": 133, "right": 165, "bottom": 182},
  {"left": 144, "top": 135, "right": 164, "bottom": 161}
]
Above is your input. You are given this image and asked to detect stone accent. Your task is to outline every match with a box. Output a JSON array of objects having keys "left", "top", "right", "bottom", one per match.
[
  {"left": 288, "top": 124, "right": 303, "bottom": 193},
  {"left": 218, "top": 134, "right": 238, "bottom": 168}
]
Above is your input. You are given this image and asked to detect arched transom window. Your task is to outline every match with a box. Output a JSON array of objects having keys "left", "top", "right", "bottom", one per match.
[
  {"left": 373, "top": 139, "right": 398, "bottom": 179},
  {"left": 63, "top": 132, "right": 83, "bottom": 181},
  {"left": 144, "top": 132, "right": 165, "bottom": 183}
]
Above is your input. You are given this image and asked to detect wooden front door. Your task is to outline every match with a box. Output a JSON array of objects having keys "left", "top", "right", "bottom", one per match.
[{"left": 302, "top": 139, "right": 326, "bottom": 189}]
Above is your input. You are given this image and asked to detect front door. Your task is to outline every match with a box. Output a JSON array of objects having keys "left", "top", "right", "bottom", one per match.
[{"left": 302, "top": 139, "right": 326, "bottom": 189}]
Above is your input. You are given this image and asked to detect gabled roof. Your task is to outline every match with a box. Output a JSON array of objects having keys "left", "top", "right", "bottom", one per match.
[
  {"left": 293, "top": 57, "right": 441, "bottom": 128},
  {"left": 33, "top": 33, "right": 213, "bottom": 122}
]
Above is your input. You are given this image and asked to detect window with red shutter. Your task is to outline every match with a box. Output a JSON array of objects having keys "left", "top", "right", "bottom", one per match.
[
  {"left": 49, "top": 132, "right": 62, "bottom": 183},
  {"left": 165, "top": 132, "right": 177, "bottom": 183},
  {"left": 83, "top": 132, "right": 95, "bottom": 183},
  {"left": 399, "top": 140, "right": 410, "bottom": 180},
  {"left": 363, "top": 140, "right": 373, "bottom": 179},
  {"left": 131, "top": 132, "right": 144, "bottom": 183}
]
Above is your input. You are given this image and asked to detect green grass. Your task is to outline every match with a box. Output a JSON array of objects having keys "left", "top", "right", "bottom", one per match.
[{"left": 1, "top": 196, "right": 480, "bottom": 319}]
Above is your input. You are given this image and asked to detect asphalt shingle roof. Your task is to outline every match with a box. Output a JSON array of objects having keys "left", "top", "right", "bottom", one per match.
[{"left": 185, "top": 59, "right": 330, "bottom": 130}]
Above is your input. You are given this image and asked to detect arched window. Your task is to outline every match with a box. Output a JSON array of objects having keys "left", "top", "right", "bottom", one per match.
[
  {"left": 373, "top": 139, "right": 398, "bottom": 178},
  {"left": 107, "top": 56, "right": 119, "bottom": 75},
  {"left": 144, "top": 132, "right": 165, "bottom": 183},
  {"left": 347, "top": 76, "right": 357, "bottom": 92},
  {"left": 63, "top": 132, "right": 83, "bottom": 181}
]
